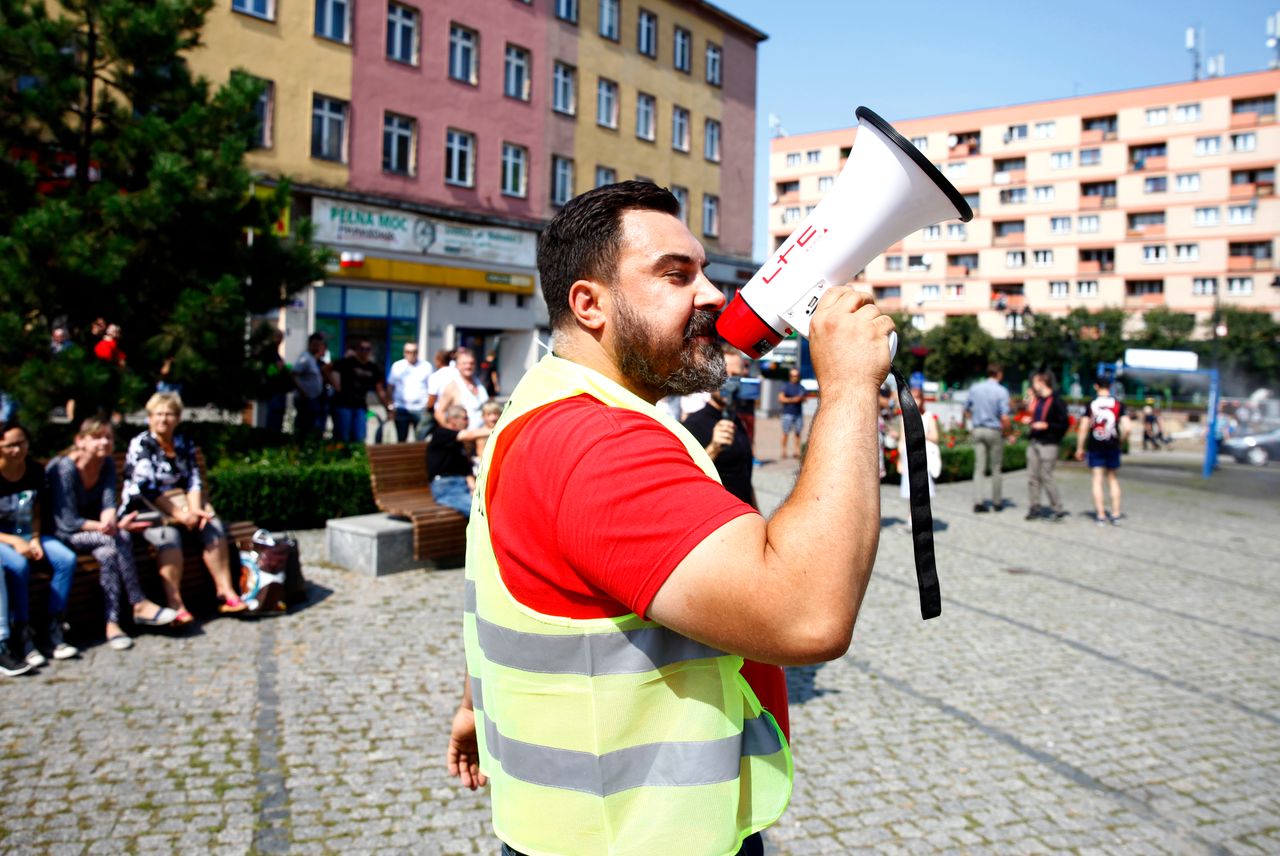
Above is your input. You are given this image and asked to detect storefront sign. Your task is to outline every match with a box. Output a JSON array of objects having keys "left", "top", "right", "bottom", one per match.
[{"left": 311, "top": 198, "right": 536, "bottom": 267}]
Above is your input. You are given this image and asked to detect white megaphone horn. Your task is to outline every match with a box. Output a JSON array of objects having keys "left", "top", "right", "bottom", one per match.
[{"left": 717, "top": 106, "right": 973, "bottom": 360}]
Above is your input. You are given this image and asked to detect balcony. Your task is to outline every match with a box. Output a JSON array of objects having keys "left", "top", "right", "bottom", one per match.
[
  {"left": 993, "top": 233, "right": 1025, "bottom": 247},
  {"left": 1228, "top": 255, "right": 1271, "bottom": 271},
  {"left": 947, "top": 264, "right": 974, "bottom": 277},
  {"left": 1128, "top": 224, "right": 1165, "bottom": 238},
  {"left": 1079, "top": 195, "right": 1116, "bottom": 209},
  {"left": 991, "top": 293, "right": 1026, "bottom": 311},
  {"left": 992, "top": 169, "right": 1026, "bottom": 185},
  {"left": 1230, "top": 181, "right": 1275, "bottom": 199},
  {"left": 1230, "top": 112, "right": 1258, "bottom": 128},
  {"left": 1077, "top": 260, "right": 1116, "bottom": 274},
  {"left": 949, "top": 143, "right": 974, "bottom": 158},
  {"left": 1125, "top": 292, "right": 1165, "bottom": 305},
  {"left": 1131, "top": 155, "right": 1167, "bottom": 172},
  {"left": 876, "top": 296, "right": 902, "bottom": 311},
  {"left": 1081, "top": 128, "right": 1117, "bottom": 143}
]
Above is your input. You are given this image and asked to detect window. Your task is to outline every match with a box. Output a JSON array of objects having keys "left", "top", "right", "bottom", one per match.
[
  {"left": 785, "top": 152, "right": 801, "bottom": 167},
  {"left": 946, "top": 283, "right": 964, "bottom": 299},
  {"left": 233, "top": 0, "right": 273, "bottom": 20},
  {"left": 314, "top": 0, "right": 350, "bottom": 42},
  {"left": 635, "top": 92, "right": 655, "bottom": 141},
  {"left": 1174, "top": 243, "right": 1198, "bottom": 262},
  {"left": 1142, "top": 245, "right": 1167, "bottom": 263},
  {"left": 1050, "top": 151, "right": 1072, "bottom": 169},
  {"left": 994, "top": 220, "right": 1025, "bottom": 237},
  {"left": 501, "top": 143, "right": 528, "bottom": 197},
  {"left": 1034, "top": 185, "right": 1055, "bottom": 203},
  {"left": 702, "top": 194, "right": 719, "bottom": 237},
  {"left": 1006, "top": 251, "right": 1025, "bottom": 268},
  {"left": 637, "top": 10, "right": 657, "bottom": 57},
  {"left": 1194, "top": 206, "right": 1219, "bottom": 226},
  {"left": 1176, "top": 173, "right": 1200, "bottom": 193},
  {"left": 310, "top": 94, "right": 347, "bottom": 162},
  {"left": 1232, "top": 132, "right": 1257, "bottom": 152},
  {"left": 1145, "top": 107, "right": 1168, "bottom": 126},
  {"left": 908, "top": 255, "right": 930, "bottom": 271},
  {"left": 775, "top": 180, "right": 799, "bottom": 196},
  {"left": 387, "top": 3, "right": 419, "bottom": 64},
  {"left": 1034, "top": 120, "right": 1056, "bottom": 139},
  {"left": 445, "top": 128, "right": 475, "bottom": 186},
  {"left": 911, "top": 136, "right": 928, "bottom": 151},
  {"left": 806, "top": 150, "right": 821, "bottom": 164},
  {"left": 947, "top": 223, "right": 968, "bottom": 240},
  {"left": 595, "top": 79, "right": 618, "bottom": 128},
  {"left": 504, "top": 45, "right": 531, "bottom": 100},
  {"left": 1176, "top": 103, "right": 1201, "bottom": 122},
  {"left": 553, "top": 62, "right": 576, "bottom": 115},
  {"left": 704, "top": 118, "right": 721, "bottom": 162},
  {"left": 1050, "top": 216, "right": 1071, "bottom": 234},
  {"left": 673, "top": 26, "right": 691, "bottom": 72},
  {"left": 1005, "top": 123, "right": 1027, "bottom": 141},
  {"left": 1078, "top": 214, "right": 1099, "bottom": 233},
  {"left": 782, "top": 207, "right": 801, "bottom": 224},
  {"left": 1079, "top": 147, "right": 1102, "bottom": 166},
  {"left": 804, "top": 205, "right": 816, "bottom": 216},
  {"left": 1192, "top": 277, "right": 1217, "bottom": 296},
  {"left": 1227, "top": 277, "right": 1254, "bottom": 295},
  {"left": 670, "top": 185, "right": 688, "bottom": 222},
  {"left": 1049, "top": 281, "right": 1069, "bottom": 299},
  {"left": 247, "top": 76, "right": 273, "bottom": 149},
  {"left": 599, "top": 0, "right": 619, "bottom": 39},
  {"left": 706, "top": 42, "right": 722, "bottom": 85},
  {"left": 812, "top": 176, "right": 832, "bottom": 194},
  {"left": 920, "top": 284, "right": 940, "bottom": 300},
  {"left": 1228, "top": 204, "right": 1255, "bottom": 225},
  {"left": 885, "top": 255, "right": 903, "bottom": 271},
  {"left": 595, "top": 165, "right": 616, "bottom": 188},
  {"left": 552, "top": 155, "right": 574, "bottom": 206},
  {"left": 1033, "top": 249, "right": 1053, "bottom": 267},
  {"left": 671, "top": 106, "right": 690, "bottom": 152},
  {"left": 999, "top": 187, "right": 1027, "bottom": 204},
  {"left": 1232, "top": 95, "right": 1277, "bottom": 116},
  {"left": 449, "top": 25, "right": 478, "bottom": 84},
  {"left": 922, "top": 225, "right": 941, "bottom": 240},
  {"left": 382, "top": 112, "right": 415, "bottom": 175},
  {"left": 946, "top": 161, "right": 968, "bottom": 178},
  {"left": 1127, "top": 280, "right": 1163, "bottom": 297},
  {"left": 1077, "top": 280, "right": 1098, "bottom": 297},
  {"left": 556, "top": 0, "right": 578, "bottom": 23},
  {"left": 1194, "top": 136, "right": 1220, "bottom": 156},
  {"left": 1144, "top": 176, "right": 1167, "bottom": 193},
  {"left": 458, "top": 289, "right": 471, "bottom": 305}
]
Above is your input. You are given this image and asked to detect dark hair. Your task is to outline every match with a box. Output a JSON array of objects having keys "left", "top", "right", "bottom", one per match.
[
  {"left": 1032, "top": 371, "right": 1055, "bottom": 391},
  {"left": 987, "top": 363, "right": 1004, "bottom": 377},
  {"left": 0, "top": 420, "right": 30, "bottom": 442},
  {"left": 308, "top": 332, "right": 326, "bottom": 344},
  {"left": 537, "top": 180, "right": 681, "bottom": 330}
]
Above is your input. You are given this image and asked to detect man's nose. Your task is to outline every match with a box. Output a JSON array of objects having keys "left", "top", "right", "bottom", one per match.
[{"left": 693, "top": 272, "right": 725, "bottom": 310}]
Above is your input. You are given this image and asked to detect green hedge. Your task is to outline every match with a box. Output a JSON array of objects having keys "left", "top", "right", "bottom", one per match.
[
  {"left": 884, "top": 440, "right": 1028, "bottom": 485},
  {"left": 207, "top": 457, "right": 376, "bottom": 530}
]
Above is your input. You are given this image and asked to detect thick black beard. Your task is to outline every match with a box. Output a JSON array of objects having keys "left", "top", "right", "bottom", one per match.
[{"left": 614, "top": 298, "right": 726, "bottom": 398}]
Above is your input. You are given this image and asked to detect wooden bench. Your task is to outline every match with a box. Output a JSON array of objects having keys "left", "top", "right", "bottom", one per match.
[
  {"left": 28, "top": 449, "right": 259, "bottom": 642},
  {"left": 366, "top": 442, "right": 467, "bottom": 564}
]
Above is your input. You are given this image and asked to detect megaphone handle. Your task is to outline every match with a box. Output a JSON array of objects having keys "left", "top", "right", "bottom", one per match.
[
  {"left": 888, "top": 331, "right": 898, "bottom": 363},
  {"left": 892, "top": 364, "right": 941, "bottom": 620}
]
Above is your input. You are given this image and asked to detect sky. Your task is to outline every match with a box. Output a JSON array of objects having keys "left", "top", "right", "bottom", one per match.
[{"left": 725, "top": 0, "right": 1280, "bottom": 258}]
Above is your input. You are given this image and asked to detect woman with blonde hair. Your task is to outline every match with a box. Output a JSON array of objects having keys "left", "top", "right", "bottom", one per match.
[
  {"left": 46, "top": 418, "right": 177, "bottom": 649},
  {"left": 120, "top": 393, "right": 246, "bottom": 623}
]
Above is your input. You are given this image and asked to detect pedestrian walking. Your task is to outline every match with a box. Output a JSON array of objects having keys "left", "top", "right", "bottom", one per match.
[
  {"left": 1025, "top": 372, "right": 1069, "bottom": 521},
  {"left": 964, "top": 363, "right": 1011, "bottom": 512},
  {"left": 1075, "top": 376, "right": 1130, "bottom": 525}
]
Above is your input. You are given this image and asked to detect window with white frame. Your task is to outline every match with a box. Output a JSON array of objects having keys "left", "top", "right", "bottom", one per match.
[
  {"left": 804, "top": 205, "right": 817, "bottom": 216},
  {"left": 598, "top": 0, "right": 619, "bottom": 39},
  {"left": 314, "top": 0, "right": 350, "bottom": 42},
  {"left": 595, "top": 78, "right": 618, "bottom": 128},
  {"left": 1034, "top": 120, "right": 1056, "bottom": 139},
  {"left": 1077, "top": 280, "right": 1098, "bottom": 297},
  {"left": 1078, "top": 214, "right": 1099, "bottom": 233},
  {"left": 552, "top": 155, "right": 574, "bottom": 205},
  {"left": 806, "top": 150, "right": 821, "bottom": 164},
  {"left": 1145, "top": 107, "right": 1168, "bottom": 126},
  {"left": 785, "top": 152, "right": 800, "bottom": 167},
  {"left": 635, "top": 93, "right": 655, "bottom": 141},
  {"left": 1005, "top": 313, "right": 1026, "bottom": 334},
  {"left": 1192, "top": 277, "right": 1217, "bottom": 295},
  {"left": 1079, "top": 147, "right": 1102, "bottom": 166},
  {"left": 911, "top": 136, "right": 928, "bottom": 151},
  {"left": 1049, "top": 281, "right": 1069, "bottom": 298},
  {"left": 670, "top": 185, "right": 688, "bottom": 222},
  {"left": 702, "top": 194, "right": 719, "bottom": 237},
  {"left": 1144, "top": 175, "right": 1168, "bottom": 193},
  {"left": 1228, "top": 204, "right": 1255, "bottom": 225},
  {"left": 1050, "top": 151, "right": 1072, "bottom": 169},
  {"left": 1050, "top": 216, "right": 1071, "bottom": 234},
  {"left": 946, "top": 283, "right": 964, "bottom": 299},
  {"left": 501, "top": 142, "right": 528, "bottom": 197},
  {"left": 1194, "top": 206, "right": 1219, "bottom": 226},
  {"left": 1176, "top": 173, "right": 1200, "bottom": 192},
  {"left": 387, "top": 3, "right": 419, "bottom": 64},
  {"left": 999, "top": 187, "right": 1026, "bottom": 204},
  {"left": 782, "top": 207, "right": 801, "bottom": 224},
  {"left": 920, "top": 284, "right": 940, "bottom": 300},
  {"left": 449, "top": 25, "right": 478, "bottom": 84},
  {"left": 946, "top": 161, "right": 968, "bottom": 178},
  {"left": 637, "top": 9, "right": 657, "bottom": 57},
  {"left": 504, "top": 45, "right": 530, "bottom": 100},
  {"left": 1034, "top": 185, "right": 1055, "bottom": 203},
  {"left": 817, "top": 175, "right": 834, "bottom": 193},
  {"left": 908, "top": 255, "right": 930, "bottom": 271},
  {"left": 1033, "top": 249, "right": 1053, "bottom": 267},
  {"left": 310, "top": 94, "right": 347, "bottom": 162},
  {"left": 246, "top": 76, "right": 273, "bottom": 148},
  {"left": 1142, "top": 244, "right": 1167, "bottom": 263},
  {"left": 673, "top": 26, "right": 691, "bottom": 72},
  {"left": 922, "top": 225, "right": 941, "bottom": 240},
  {"left": 706, "top": 42, "right": 722, "bottom": 85},
  {"left": 444, "top": 128, "right": 475, "bottom": 186},
  {"left": 1006, "top": 251, "right": 1025, "bottom": 268},
  {"left": 553, "top": 62, "right": 576, "bottom": 115},
  {"left": 948, "top": 223, "right": 967, "bottom": 239},
  {"left": 234, "top": 0, "right": 273, "bottom": 20},
  {"left": 594, "top": 165, "right": 616, "bottom": 187},
  {"left": 1175, "top": 103, "right": 1200, "bottom": 122},
  {"left": 1194, "top": 135, "right": 1220, "bottom": 155},
  {"left": 704, "top": 118, "right": 721, "bottom": 162},
  {"left": 885, "top": 256, "right": 903, "bottom": 271},
  {"left": 671, "top": 106, "right": 690, "bottom": 152},
  {"left": 910, "top": 314, "right": 926, "bottom": 330},
  {"left": 382, "top": 112, "right": 415, "bottom": 175},
  {"left": 556, "top": 0, "right": 578, "bottom": 23},
  {"left": 1227, "top": 276, "right": 1253, "bottom": 295},
  {"left": 1006, "top": 123, "right": 1027, "bottom": 141},
  {"left": 1231, "top": 132, "right": 1257, "bottom": 152},
  {"left": 1174, "top": 243, "right": 1198, "bottom": 262}
]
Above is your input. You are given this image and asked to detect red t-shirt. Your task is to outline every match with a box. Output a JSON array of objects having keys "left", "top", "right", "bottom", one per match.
[{"left": 487, "top": 394, "right": 790, "bottom": 738}]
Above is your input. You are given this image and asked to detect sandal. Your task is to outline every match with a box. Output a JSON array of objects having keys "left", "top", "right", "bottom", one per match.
[
  {"left": 218, "top": 595, "right": 248, "bottom": 615},
  {"left": 134, "top": 606, "right": 178, "bottom": 627},
  {"left": 172, "top": 608, "right": 195, "bottom": 626},
  {"left": 107, "top": 635, "right": 134, "bottom": 651}
]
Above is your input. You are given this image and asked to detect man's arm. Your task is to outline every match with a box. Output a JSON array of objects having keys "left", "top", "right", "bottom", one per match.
[
  {"left": 434, "top": 384, "right": 456, "bottom": 424},
  {"left": 648, "top": 290, "right": 892, "bottom": 666},
  {"left": 1074, "top": 415, "right": 1092, "bottom": 460}
]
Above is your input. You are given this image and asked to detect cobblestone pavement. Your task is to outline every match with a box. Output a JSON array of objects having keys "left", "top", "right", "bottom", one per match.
[{"left": 2, "top": 434, "right": 1277, "bottom": 854}]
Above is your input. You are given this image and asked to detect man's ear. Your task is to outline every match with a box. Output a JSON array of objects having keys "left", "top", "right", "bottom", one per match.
[{"left": 567, "top": 279, "right": 610, "bottom": 333}]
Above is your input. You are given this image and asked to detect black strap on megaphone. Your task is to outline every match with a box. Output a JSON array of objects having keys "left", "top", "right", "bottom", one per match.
[{"left": 890, "top": 367, "right": 941, "bottom": 620}]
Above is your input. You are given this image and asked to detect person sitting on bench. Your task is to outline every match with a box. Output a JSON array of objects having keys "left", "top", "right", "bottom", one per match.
[{"left": 427, "top": 406, "right": 493, "bottom": 520}]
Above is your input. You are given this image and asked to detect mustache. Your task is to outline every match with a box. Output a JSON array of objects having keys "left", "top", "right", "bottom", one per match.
[{"left": 683, "top": 310, "right": 720, "bottom": 341}]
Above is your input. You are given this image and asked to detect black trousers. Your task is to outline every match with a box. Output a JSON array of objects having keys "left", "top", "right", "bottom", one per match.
[{"left": 501, "top": 831, "right": 764, "bottom": 855}]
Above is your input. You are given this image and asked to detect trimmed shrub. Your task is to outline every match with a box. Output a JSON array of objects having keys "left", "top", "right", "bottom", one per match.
[
  {"left": 207, "top": 457, "right": 375, "bottom": 530},
  {"left": 884, "top": 440, "right": 1027, "bottom": 484}
]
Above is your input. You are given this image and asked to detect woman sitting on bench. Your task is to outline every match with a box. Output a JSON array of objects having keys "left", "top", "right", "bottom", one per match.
[
  {"left": 119, "top": 393, "right": 247, "bottom": 624},
  {"left": 46, "top": 418, "right": 177, "bottom": 650}
]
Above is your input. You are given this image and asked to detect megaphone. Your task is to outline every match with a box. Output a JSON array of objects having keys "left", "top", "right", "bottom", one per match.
[{"left": 717, "top": 106, "right": 973, "bottom": 358}]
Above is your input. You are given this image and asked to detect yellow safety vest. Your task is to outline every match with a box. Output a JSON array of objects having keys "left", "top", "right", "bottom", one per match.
[{"left": 463, "top": 354, "right": 792, "bottom": 856}]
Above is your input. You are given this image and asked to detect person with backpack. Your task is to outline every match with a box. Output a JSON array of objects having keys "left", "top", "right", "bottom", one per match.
[{"left": 1075, "top": 376, "right": 1131, "bottom": 526}]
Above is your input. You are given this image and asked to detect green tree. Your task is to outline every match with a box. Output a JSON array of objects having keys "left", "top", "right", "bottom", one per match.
[
  {"left": 921, "top": 315, "right": 998, "bottom": 387},
  {"left": 0, "top": 0, "right": 327, "bottom": 420},
  {"left": 1063, "top": 307, "right": 1126, "bottom": 382},
  {"left": 1204, "top": 308, "right": 1280, "bottom": 391},
  {"left": 1136, "top": 306, "right": 1196, "bottom": 351}
]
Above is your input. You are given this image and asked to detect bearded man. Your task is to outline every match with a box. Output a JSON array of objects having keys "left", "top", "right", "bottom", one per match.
[{"left": 447, "top": 182, "right": 894, "bottom": 856}]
